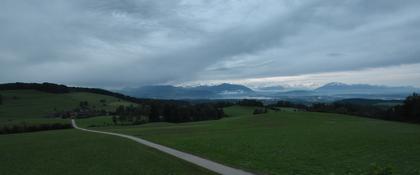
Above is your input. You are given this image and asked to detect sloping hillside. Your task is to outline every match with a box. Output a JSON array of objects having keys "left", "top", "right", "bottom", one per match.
[{"left": 0, "top": 90, "right": 135, "bottom": 120}]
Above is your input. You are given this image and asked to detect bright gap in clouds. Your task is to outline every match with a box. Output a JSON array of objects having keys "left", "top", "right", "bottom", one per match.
[{"left": 178, "top": 63, "right": 420, "bottom": 89}]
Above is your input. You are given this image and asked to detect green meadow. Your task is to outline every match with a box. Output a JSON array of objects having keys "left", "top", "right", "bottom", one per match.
[
  {"left": 0, "top": 90, "right": 135, "bottom": 121},
  {"left": 0, "top": 90, "right": 215, "bottom": 175},
  {"left": 0, "top": 129, "right": 215, "bottom": 175},
  {"left": 79, "top": 106, "right": 420, "bottom": 175}
]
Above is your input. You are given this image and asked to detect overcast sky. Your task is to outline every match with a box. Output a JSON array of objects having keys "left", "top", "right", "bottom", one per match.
[{"left": 1, "top": 0, "right": 420, "bottom": 89}]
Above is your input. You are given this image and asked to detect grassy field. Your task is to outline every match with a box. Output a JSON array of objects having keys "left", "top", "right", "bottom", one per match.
[
  {"left": 0, "top": 129, "right": 215, "bottom": 175},
  {"left": 0, "top": 90, "right": 217, "bottom": 174},
  {"left": 81, "top": 106, "right": 420, "bottom": 175},
  {"left": 0, "top": 90, "right": 136, "bottom": 120}
]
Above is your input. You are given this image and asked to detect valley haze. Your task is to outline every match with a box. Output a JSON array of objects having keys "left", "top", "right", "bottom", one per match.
[{"left": 119, "top": 82, "right": 420, "bottom": 101}]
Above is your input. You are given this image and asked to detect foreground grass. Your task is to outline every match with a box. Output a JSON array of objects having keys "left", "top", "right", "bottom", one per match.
[
  {"left": 85, "top": 106, "right": 420, "bottom": 175},
  {"left": 0, "top": 129, "right": 215, "bottom": 175}
]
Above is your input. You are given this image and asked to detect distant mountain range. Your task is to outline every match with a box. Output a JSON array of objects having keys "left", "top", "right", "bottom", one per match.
[
  {"left": 121, "top": 83, "right": 254, "bottom": 99},
  {"left": 120, "top": 82, "right": 420, "bottom": 101},
  {"left": 255, "top": 85, "right": 285, "bottom": 91},
  {"left": 314, "top": 82, "right": 419, "bottom": 95}
]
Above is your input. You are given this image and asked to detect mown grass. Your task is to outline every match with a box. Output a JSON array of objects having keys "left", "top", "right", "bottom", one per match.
[
  {"left": 0, "top": 90, "right": 136, "bottom": 120},
  {"left": 0, "top": 129, "right": 215, "bottom": 175},
  {"left": 87, "top": 106, "right": 420, "bottom": 175}
]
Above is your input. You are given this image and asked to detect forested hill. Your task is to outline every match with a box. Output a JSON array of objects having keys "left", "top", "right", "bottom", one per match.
[
  {"left": 0, "top": 82, "right": 186, "bottom": 105},
  {"left": 0, "top": 82, "right": 225, "bottom": 123}
]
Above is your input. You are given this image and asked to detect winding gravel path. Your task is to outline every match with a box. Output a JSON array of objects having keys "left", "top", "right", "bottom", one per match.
[{"left": 71, "top": 119, "right": 255, "bottom": 175}]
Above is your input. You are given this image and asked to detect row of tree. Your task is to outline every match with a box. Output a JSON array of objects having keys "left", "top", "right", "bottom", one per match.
[
  {"left": 259, "top": 94, "right": 420, "bottom": 123},
  {"left": 273, "top": 101, "right": 307, "bottom": 109},
  {"left": 307, "top": 93, "right": 420, "bottom": 123},
  {"left": 389, "top": 93, "right": 420, "bottom": 122},
  {"left": 0, "top": 123, "right": 72, "bottom": 135},
  {"left": 237, "top": 99, "right": 264, "bottom": 107},
  {"left": 113, "top": 103, "right": 225, "bottom": 124},
  {"left": 113, "top": 105, "right": 151, "bottom": 124},
  {"left": 0, "top": 82, "right": 69, "bottom": 93},
  {"left": 0, "top": 82, "right": 184, "bottom": 105}
]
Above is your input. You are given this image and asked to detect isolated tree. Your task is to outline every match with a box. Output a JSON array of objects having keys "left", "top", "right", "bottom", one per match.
[
  {"left": 112, "top": 115, "right": 118, "bottom": 125},
  {"left": 401, "top": 93, "right": 420, "bottom": 121},
  {"left": 79, "top": 101, "right": 89, "bottom": 109}
]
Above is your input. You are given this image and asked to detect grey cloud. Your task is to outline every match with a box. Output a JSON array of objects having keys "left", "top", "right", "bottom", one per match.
[
  {"left": 198, "top": 0, "right": 420, "bottom": 80},
  {"left": 1, "top": 0, "right": 420, "bottom": 88}
]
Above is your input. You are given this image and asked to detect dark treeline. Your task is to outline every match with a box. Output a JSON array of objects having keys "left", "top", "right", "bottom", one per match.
[
  {"left": 70, "top": 86, "right": 164, "bottom": 104},
  {"left": 0, "top": 82, "right": 189, "bottom": 105},
  {"left": 262, "top": 94, "right": 420, "bottom": 124},
  {"left": 0, "top": 94, "right": 2, "bottom": 105},
  {"left": 0, "top": 82, "right": 158, "bottom": 104},
  {"left": 307, "top": 93, "right": 420, "bottom": 123},
  {"left": 113, "top": 105, "right": 150, "bottom": 125},
  {"left": 0, "top": 82, "right": 70, "bottom": 93},
  {"left": 273, "top": 100, "right": 307, "bottom": 109},
  {"left": 308, "top": 102, "right": 388, "bottom": 118},
  {"left": 389, "top": 93, "right": 420, "bottom": 123},
  {"left": 113, "top": 103, "right": 224, "bottom": 124},
  {"left": 0, "top": 123, "right": 72, "bottom": 135},
  {"left": 237, "top": 99, "right": 264, "bottom": 107},
  {"left": 53, "top": 101, "right": 108, "bottom": 119},
  {"left": 211, "top": 101, "right": 235, "bottom": 108}
]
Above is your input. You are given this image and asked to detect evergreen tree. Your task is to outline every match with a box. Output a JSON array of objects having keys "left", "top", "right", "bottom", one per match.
[
  {"left": 402, "top": 93, "right": 420, "bottom": 121},
  {"left": 112, "top": 115, "right": 117, "bottom": 125}
]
